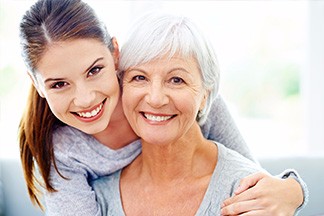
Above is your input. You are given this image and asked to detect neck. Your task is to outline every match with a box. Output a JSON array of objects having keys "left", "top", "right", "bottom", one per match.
[
  {"left": 128, "top": 122, "right": 217, "bottom": 183},
  {"left": 93, "top": 98, "right": 139, "bottom": 149}
]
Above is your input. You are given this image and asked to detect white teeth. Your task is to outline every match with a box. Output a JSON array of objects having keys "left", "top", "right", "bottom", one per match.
[
  {"left": 77, "top": 103, "right": 103, "bottom": 118},
  {"left": 144, "top": 113, "right": 172, "bottom": 122}
]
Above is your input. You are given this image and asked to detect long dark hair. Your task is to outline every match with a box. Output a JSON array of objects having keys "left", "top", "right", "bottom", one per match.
[{"left": 18, "top": 0, "right": 113, "bottom": 208}]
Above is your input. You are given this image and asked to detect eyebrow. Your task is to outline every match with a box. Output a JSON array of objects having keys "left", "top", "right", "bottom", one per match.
[
  {"left": 127, "top": 67, "right": 190, "bottom": 75},
  {"left": 167, "top": 67, "right": 191, "bottom": 74},
  {"left": 44, "top": 57, "right": 104, "bottom": 83},
  {"left": 83, "top": 57, "right": 104, "bottom": 74}
]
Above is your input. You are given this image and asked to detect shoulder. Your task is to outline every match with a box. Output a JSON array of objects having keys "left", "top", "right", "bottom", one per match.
[
  {"left": 52, "top": 125, "right": 96, "bottom": 157},
  {"left": 217, "top": 143, "right": 261, "bottom": 174},
  {"left": 53, "top": 125, "right": 87, "bottom": 148},
  {"left": 91, "top": 170, "right": 120, "bottom": 192},
  {"left": 53, "top": 125, "right": 89, "bottom": 142},
  {"left": 200, "top": 94, "right": 233, "bottom": 137},
  {"left": 51, "top": 125, "right": 96, "bottom": 169},
  {"left": 207, "top": 143, "right": 263, "bottom": 202},
  {"left": 90, "top": 170, "right": 122, "bottom": 212},
  {"left": 206, "top": 94, "right": 227, "bottom": 119},
  {"left": 91, "top": 173, "right": 123, "bottom": 216}
]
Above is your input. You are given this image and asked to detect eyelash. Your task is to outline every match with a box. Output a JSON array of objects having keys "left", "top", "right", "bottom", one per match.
[
  {"left": 50, "top": 66, "right": 104, "bottom": 89},
  {"left": 130, "top": 75, "right": 185, "bottom": 85},
  {"left": 131, "top": 75, "right": 146, "bottom": 82},
  {"left": 88, "top": 66, "right": 104, "bottom": 77},
  {"left": 169, "top": 77, "right": 185, "bottom": 84},
  {"left": 50, "top": 81, "right": 68, "bottom": 89}
]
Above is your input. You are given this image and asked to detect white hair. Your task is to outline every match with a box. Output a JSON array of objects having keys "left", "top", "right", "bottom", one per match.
[{"left": 119, "top": 11, "right": 220, "bottom": 125}]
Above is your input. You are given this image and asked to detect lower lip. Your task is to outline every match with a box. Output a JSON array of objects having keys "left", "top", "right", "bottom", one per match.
[{"left": 74, "top": 101, "right": 106, "bottom": 123}]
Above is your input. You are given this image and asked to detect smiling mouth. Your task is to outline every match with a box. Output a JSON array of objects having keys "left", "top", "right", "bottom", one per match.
[
  {"left": 141, "top": 112, "right": 176, "bottom": 122},
  {"left": 74, "top": 99, "right": 106, "bottom": 118}
]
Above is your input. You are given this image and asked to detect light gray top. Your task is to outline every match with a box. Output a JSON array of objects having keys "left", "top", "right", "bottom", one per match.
[
  {"left": 44, "top": 95, "right": 308, "bottom": 216},
  {"left": 91, "top": 143, "right": 263, "bottom": 216}
]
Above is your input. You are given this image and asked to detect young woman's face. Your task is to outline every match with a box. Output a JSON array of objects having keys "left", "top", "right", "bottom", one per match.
[
  {"left": 34, "top": 39, "right": 120, "bottom": 135},
  {"left": 122, "top": 55, "right": 207, "bottom": 145}
]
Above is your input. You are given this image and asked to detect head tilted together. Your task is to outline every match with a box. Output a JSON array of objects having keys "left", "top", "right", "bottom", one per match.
[{"left": 119, "top": 12, "right": 220, "bottom": 124}]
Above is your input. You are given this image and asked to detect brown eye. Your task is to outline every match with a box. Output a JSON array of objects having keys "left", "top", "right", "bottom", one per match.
[
  {"left": 88, "top": 66, "right": 103, "bottom": 77},
  {"left": 51, "top": 81, "right": 68, "bottom": 89},
  {"left": 170, "top": 77, "right": 184, "bottom": 84},
  {"left": 132, "top": 75, "right": 146, "bottom": 81}
]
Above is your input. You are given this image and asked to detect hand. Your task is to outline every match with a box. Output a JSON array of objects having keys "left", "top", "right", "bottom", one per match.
[{"left": 220, "top": 172, "right": 303, "bottom": 216}]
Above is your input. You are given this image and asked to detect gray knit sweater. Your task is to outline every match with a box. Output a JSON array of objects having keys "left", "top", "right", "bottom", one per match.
[
  {"left": 44, "top": 95, "right": 307, "bottom": 216},
  {"left": 91, "top": 143, "right": 263, "bottom": 216}
]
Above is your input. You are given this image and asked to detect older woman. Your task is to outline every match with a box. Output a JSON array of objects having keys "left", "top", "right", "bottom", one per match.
[{"left": 91, "top": 12, "right": 305, "bottom": 215}]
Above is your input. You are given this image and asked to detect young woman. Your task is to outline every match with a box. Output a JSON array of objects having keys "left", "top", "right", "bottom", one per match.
[{"left": 18, "top": 0, "right": 307, "bottom": 215}]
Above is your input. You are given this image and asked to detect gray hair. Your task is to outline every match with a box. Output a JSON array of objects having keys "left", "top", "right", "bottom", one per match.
[{"left": 119, "top": 12, "right": 220, "bottom": 125}]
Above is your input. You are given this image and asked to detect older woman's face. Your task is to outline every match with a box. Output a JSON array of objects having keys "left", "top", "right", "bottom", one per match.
[{"left": 122, "top": 55, "right": 207, "bottom": 145}]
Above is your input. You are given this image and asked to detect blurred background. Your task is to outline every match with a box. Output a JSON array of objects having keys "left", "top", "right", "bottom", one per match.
[
  {"left": 1, "top": 1, "right": 324, "bottom": 215},
  {"left": 1, "top": 0, "right": 323, "bottom": 159}
]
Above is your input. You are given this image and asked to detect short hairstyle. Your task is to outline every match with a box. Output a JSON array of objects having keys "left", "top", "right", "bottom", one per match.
[{"left": 119, "top": 12, "right": 220, "bottom": 124}]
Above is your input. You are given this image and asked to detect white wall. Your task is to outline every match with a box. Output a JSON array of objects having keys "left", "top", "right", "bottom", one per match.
[{"left": 305, "top": 1, "right": 324, "bottom": 154}]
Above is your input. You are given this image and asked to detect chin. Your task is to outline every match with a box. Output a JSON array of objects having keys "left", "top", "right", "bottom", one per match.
[{"left": 78, "top": 123, "right": 107, "bottom": 135}]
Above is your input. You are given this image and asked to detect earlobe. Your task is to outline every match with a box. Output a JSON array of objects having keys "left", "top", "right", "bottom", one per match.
[
  {"left": 27, "top": 71, "right": 45, "bottom": 98},
  {"left": 199, "top": 90, "right": 209, "bottom": 111},
  {"left": 111, "top": 37, "right": 120, "bottom": 69}
]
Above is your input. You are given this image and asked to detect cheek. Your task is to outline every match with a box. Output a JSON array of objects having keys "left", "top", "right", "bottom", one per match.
[
  {"left": 102, "top": 74, "right": 120, "bottom": 96},
  {"left": 44, "top": 92, "right": 72, "bottom": 115},
  {"left": 46, "top": 97, "right": 67, "bottom": 118},
  {"left": 180, "top": 100, "right": 199, "bottom": 118},
  {"left": 122, "top": 87, "right": 140, "bottom": 117},
  {"left": 121, "top": 88, "right": 133, "bottom": 110},
  {"left": 175, "top": 91, "right": 202, "bottom": 114}
]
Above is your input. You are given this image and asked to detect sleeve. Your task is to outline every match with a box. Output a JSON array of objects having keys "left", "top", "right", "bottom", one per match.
[
  {"left": 44, "top": 157, "right": 101, "bottom": 216},
  {"left": 200, "top": 95, "right": 257, "bottom": 163},
  {"left": 279, "top": 169, "right": 309, "bottom": 215},
  {"left": 0, "top": 179, "right": 4, "bottom": 216}
]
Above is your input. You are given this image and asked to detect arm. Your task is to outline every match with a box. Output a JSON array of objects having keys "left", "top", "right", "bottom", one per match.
[
  {"left": 200, "top": 95, "right": 257, "bottom": 162},
  {"left": 200, "top": 95, "right": 308, "bottom": 215},
  {"left": 44, "top": 158, "right": 101, "bottom": 216},
  {"left": 221, "top": 171, "right": 308, "bottom": 216},
  {"left": 42, "top": 127, "right": 102, "bottom": 216},
  {"left": 44, "top": 126, "right": 141, "bottom": 216}
]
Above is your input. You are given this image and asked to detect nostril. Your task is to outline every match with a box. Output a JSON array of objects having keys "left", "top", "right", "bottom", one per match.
[{"left": 73, "top": 89, "right": 96, "bottom": 108}]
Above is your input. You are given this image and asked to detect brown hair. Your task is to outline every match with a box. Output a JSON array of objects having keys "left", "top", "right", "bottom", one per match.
[{"left": 18, "top": 0, "right": 113, "bottom": 209}]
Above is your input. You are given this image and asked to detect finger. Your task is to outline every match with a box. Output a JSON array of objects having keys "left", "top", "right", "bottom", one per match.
[
  {"left": 221, "top": 199, "right": 261, "bottom": 215},
  {"left": 239, "top": 209, "right": 267, "bottom": 216},
  {"left": 234, "top": 172, "right": 269, "bottom": 195},
  {"left": 222, "top": 186, "right": 258, "bottom": 207}
]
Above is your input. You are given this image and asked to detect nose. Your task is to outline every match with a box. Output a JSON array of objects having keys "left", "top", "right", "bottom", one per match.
[
  {"left": 73, "top": 85, "right": 96, "bottom": 108},
  {"left": 145, "top": 81, "right": 169, "bottom": 108}
]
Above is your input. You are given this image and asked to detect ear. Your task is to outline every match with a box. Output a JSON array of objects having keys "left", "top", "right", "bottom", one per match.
[
  {"left": 199, "top": 89, "right": 209, "bottom": 111},
  {"left": 111, "top": 37, "right": 120, "bottom": 70},
  {"left": 27, "top": 71, "right": 45, "bottom": 98}
]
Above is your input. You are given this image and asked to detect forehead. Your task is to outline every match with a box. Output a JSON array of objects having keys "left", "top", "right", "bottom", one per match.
[
  {"left": 36, "top": 39, "right": 111, "bottom": 76},
  {"left": 132, "top": 54, "right": 200, "bottom": 74}
]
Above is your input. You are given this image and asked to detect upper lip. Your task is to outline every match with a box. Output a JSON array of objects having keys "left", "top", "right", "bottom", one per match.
[{"left": 73, "top": 99, "right": 106, "bottom": 114}]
